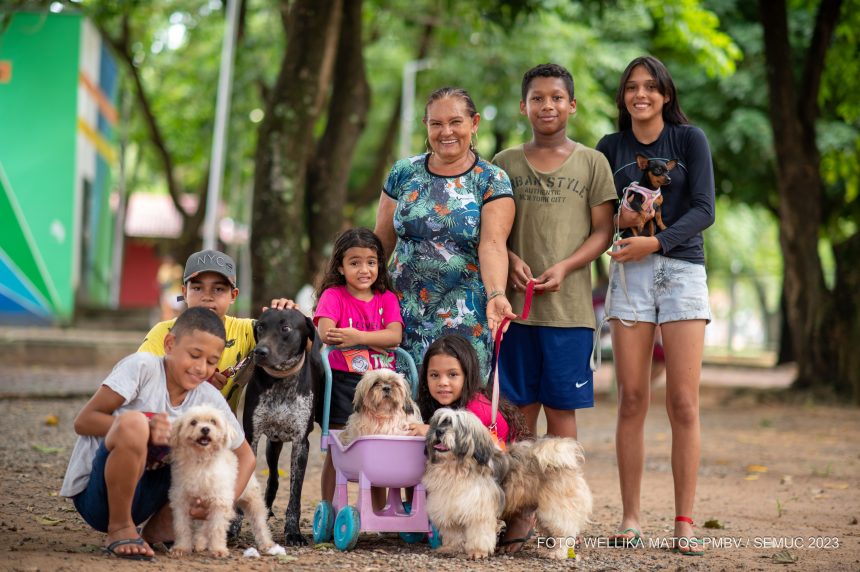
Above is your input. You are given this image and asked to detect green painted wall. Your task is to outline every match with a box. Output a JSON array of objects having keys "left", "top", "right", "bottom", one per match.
[{"left": 0, "top": 13, "right": 83, "bottom": 318}]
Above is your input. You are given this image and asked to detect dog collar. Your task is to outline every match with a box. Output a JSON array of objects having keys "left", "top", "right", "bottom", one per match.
[
  {"left": 261, "top": 354, "right": 306, "bottom": 379},
  {"left": 621, "top": 181, "right": 662, "bottom": 213}
]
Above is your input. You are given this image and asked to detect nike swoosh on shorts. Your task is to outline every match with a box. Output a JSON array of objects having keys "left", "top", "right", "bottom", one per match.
[{"left": 575, "top": 380, "right": 590, "bottom": 388}]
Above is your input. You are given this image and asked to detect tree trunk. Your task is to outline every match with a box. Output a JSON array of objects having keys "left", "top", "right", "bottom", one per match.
[
  {"left": 306, "top": 0, "right": 371, "bottom": 279},
  {"left": 760, "top": 0, "right": 849, "bottom": 394},
  {"left": 251, "top": 0, "right": 342, "bottom": 309},
  {"left": 349, "top": 21, "right": 434, "bottom": 207},
  {"left": 831, "top": 234, "right": 860, "bottom": 403}
]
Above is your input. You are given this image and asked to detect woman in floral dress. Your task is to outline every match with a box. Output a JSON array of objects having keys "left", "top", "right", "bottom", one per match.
[{"left": 375, "top": 87, "right": 516, "bottom": 379}]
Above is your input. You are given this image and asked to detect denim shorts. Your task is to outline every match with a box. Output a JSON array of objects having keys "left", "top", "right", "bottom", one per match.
[
  {"left": 497, "top": 322, "right": 595, "bottom": 410},
  {"left": 72, "top": 442, "right": 172, "bottom": 532},
  {"left": 606, "top": 254, "right": 711, "bottom": 325}
]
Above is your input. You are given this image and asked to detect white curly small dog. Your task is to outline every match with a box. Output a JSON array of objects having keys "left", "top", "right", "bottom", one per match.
[
  {"left": 422, "top": 408, "right": 593, "bottom": 560},
  {"left": 338, "top": 369, "right": 423, "bottom": 445},
  {"left": 168, "top": 405, "right": 284, "bottom": 557}
]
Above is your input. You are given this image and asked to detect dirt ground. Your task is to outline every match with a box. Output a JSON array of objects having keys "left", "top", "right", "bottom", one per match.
[{"left": 1, "top": 385, "right": 858, "bottom": 572}]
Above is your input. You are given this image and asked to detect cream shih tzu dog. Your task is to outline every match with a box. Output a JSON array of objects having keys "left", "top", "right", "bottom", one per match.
[
  {"left": 338, "top": 369, "right": 423, "bottom": 445},
  {"left": 422, "top": 408, "right": 593, "bottom": 560},
  {"left": 168, "top": 405, "right": 284, "bottom": 557}
]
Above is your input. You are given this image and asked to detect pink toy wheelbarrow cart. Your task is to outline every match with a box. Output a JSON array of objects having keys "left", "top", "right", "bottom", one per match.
[{"left": 313, "top": 346, "right": 441, "bottom": 551}]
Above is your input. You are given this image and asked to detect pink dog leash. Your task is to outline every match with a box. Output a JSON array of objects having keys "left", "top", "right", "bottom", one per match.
[{"left": 489, "top": 280, "right": 535, "bottom": 449}]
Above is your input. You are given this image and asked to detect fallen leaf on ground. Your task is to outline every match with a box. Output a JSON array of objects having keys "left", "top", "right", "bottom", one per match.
[
  {"left": 772, "top": 549, "right": 798, "bottom": 564},
  {"left": 37, "top": 516, "right": 63, "bottom": 526},
  {"left": 261, "top": 468, "right": 287, "bottom": 477},
  {"left": 70, "top": 544, "right": 101, "bottom": 553},
  {"left": 31, "top": 444, "right": 63, "bottom": 454},
  {"left": 275, "top": 554, "right": 297, "bottom": 562},
  {"left": 745, "top": 475, "right": 760, "bottom": 481},
  {"left": 44, "top": 415, "right": 59, "bottom": 426},
  {"left": 824, "top": 482, "right": 848, "bottom": 489},
  {"left": 314, "top": 542, "right": 334, "bottom": 550},
  {"left": 780, "top": 475, "right": 793, "bottom": 485},
  {"left": 703, "top": 519, "right": 724, "bottom": 529},
  {"left": 746, "top": 464, "right": 768, "bottom": 473}
]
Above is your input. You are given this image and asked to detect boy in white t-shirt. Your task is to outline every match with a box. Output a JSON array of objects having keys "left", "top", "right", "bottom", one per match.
[{"left": 61, "top": 307, "right": 254, "bottom": 560}]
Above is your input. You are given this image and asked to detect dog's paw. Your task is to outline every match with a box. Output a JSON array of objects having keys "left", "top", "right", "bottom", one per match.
[
  {"left": 283, "top": 532, "right": 308, "bottom": 546},
  {"left": 170, "top": 545, "right": 191, "bottom": 558},
  {"left": 211, "top": 547, "right": 230, "bottom": 558},
  {"left": 466, "top": 549, "right": 491, "bottom": 560}
]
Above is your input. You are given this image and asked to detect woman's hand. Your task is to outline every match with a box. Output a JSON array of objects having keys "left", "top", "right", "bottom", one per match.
[
  {"left": 608, "top": 236, "right": 661, "bottom": 263},
  {"left": 407, "top": 422, "right": 429, "bottom": 437},
  {"left": 487, "top": 295, "right": 516, "bottom": 337},
  {"left": 324, "top": 327, "right": 363, "bottom": 347}
]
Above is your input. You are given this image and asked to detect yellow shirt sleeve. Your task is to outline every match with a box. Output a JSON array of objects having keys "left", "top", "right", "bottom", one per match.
[{"left": 138, "top": 319, "right": 176, "bottom": 356}]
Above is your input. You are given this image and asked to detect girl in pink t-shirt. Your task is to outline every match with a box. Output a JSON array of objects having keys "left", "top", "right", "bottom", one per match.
[
  {"left": 408, "top": 334, "right": 529, "bottom": 445},
  {"left": 314, "top": 228, "right": 403, "bottom": 507}
]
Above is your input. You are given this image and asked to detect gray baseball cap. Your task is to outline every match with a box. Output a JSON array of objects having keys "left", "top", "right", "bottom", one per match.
[{"left": 183, "top": 249, "right": 237, "bottom": 288}]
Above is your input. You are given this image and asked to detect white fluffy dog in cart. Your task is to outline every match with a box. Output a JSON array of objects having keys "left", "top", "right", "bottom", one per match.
[
  {"left": 422, "top": 408, "right": 593, "bottom": 559},
  {"left": 169, "top": 405, "right": 284, "bottom": 557}
]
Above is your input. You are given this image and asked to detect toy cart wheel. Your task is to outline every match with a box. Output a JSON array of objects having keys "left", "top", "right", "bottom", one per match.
[
  {"left": 333, "top": 506, "right": 361, "bottom": 551},
  {"left": 313, "top": 500, "right": 334, "bottom": 544},
  {"left": 428, "top": 521, "right": 443, "bottom": 549},
  {"left": 398, "top": 501, "right": 427, "bottom": 544}
]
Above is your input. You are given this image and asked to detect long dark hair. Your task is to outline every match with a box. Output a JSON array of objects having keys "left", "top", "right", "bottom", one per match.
[
  {"left": 315, "top": 228, "right": 393, "bottom": 302},
  {"left": 615, "top": 56, "right": 689, "bottom": 131},
  {"left": 417, "top": 334, "right": 531, "bottom": 442}
]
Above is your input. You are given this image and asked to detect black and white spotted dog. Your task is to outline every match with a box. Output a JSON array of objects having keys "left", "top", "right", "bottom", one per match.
[{"left": 234, "top": 308, "right": 322, "bottom": 546}]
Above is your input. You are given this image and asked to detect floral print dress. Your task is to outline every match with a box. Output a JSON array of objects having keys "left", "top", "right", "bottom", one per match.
[{"left": 383, "top": 153, "right": 513, "bottom": 379}]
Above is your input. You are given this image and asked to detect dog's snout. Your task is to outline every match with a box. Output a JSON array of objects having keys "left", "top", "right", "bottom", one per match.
[
  {"left": 254, "top": 345, "right": 269, "bottom": 358},
  {"left": 382, "top": 384, "right": 392, "bottom": 394},
  {"left": 201, "top": 426, "right": 210, "bottom": 436},
  {"left": 434, "top": 428, "right": 444, "bottom": 440}
]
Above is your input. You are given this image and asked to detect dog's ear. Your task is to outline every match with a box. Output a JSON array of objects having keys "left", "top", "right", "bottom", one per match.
[
  {"left": 472, "top": 434, "right": 494, "bottom": 466},
  {"left": 222, "top": 417, "right": 237, "bottom": 448},
  {"left": 403, "top": 398, "right": 415, "bottom": 417},
  {"left": 635, "top": 154, "right": 649, "bottom": 170},
  {"left": 304, "top": 316, "right": 316, "bottom": 344},
  {"left": 169, "top": 415, "right": 184, "bottom": 448},
  {"left": 352, "top": 389, "right": 363, "bottom": 413},
  {"left": 490, "top": 450, "right": 511, "bottom": 483},
  {"left": 666, "top": 159, "right": 677, "bottom": 172}
]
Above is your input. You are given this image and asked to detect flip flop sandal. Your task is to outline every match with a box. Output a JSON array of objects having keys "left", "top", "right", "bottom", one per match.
[
  {"left": 103, "top": 537, "right": 155, "bottom": 561},
  {"left": 672, "top": 516, "right": 704, "bottom": 556},
  {"left": 672, "top": 537, "right": 704, "bottom": 556},
  {"left": 608, "top": 527, "right": 643, "bottom": 548},
  {"left": 496, "top": 528, "right": 536, "bottom": 552}
]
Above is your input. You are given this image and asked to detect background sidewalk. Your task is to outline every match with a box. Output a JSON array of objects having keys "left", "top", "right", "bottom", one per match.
[{"left": 0, "top": 325, "right": 797, "bottom": 398}]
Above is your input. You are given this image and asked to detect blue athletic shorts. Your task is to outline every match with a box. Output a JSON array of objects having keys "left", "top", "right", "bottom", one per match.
[
  {"left": 497, "top": 322, "right": 595, "bottom": 410},
  {"left": 72, "top": 441, "right": 172, "bottom": 532}
]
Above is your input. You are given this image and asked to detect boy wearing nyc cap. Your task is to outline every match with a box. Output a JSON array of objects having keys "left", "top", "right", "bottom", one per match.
[{"left": 139, "top": 249, "right": 293, "bottom": 410}]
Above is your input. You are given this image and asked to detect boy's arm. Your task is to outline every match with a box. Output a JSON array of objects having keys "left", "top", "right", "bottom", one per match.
[
  {"left": 534, "top": 201, "right": 615, "bottom": 292},
  {"left": 233, "top": 440, "right": 256, "bottom": 501},
  {"left": 73, "top": 385, "right": 126, "bottom": 437}
]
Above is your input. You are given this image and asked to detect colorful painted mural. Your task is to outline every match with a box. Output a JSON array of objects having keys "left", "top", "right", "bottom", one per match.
[{"left": 0, "top": 12, "right": 119, "bottom": 324}]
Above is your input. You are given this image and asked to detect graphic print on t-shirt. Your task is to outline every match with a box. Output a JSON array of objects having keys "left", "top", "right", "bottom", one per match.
[{"left": 507, "top": 173, "right": 588, "bottom": 205}]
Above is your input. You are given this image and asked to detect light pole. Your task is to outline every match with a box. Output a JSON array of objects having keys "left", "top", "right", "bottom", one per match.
[
  {"left": 399, "top": 59, "right": 433, "bottom": 159},
  {"left": 202, "top": 0, "right": 240, "bottom": 250}
]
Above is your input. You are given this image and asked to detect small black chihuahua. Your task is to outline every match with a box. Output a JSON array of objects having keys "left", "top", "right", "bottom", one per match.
[{"left": 624, "top": 154, "right": 677, "bottom": 237}]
